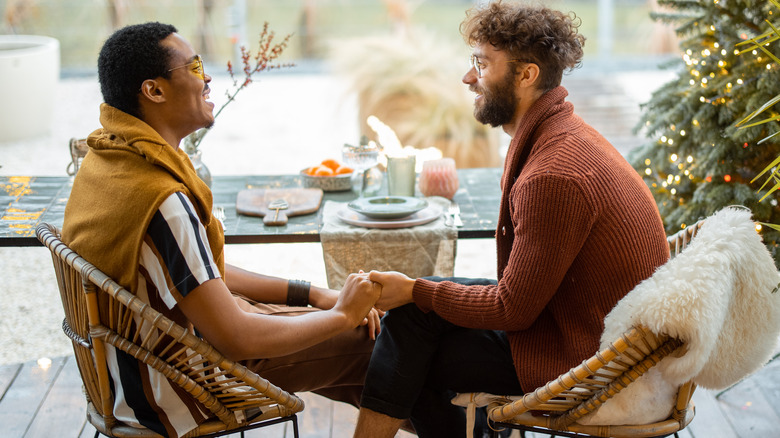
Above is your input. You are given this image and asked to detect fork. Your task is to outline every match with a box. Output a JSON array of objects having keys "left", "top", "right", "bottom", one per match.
[
  {"left": 212, "top": 206, "right": 226, "bottom": 229},
  {"left": 448, "top": 202, "right": 463, "bottom": 227}
]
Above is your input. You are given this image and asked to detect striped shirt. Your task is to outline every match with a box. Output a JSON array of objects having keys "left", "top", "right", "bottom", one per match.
[{"left": 106, "top": 193, "right": 221, "bottom": 437}]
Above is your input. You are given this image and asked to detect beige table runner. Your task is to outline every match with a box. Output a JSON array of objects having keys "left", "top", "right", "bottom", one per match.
[{"left": 320, "top": 197, "right": 457, "bottom": 289}]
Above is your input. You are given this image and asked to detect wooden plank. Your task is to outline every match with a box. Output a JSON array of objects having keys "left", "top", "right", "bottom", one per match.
[
  {"left": 755, "top": 357, "right": 780, "bottom": 412},
  {"left": 687, "top": 388, "right": 739, "bottom": 438},
  {"left": 330, "top": 399, "right": 358, "bottom": 437},
  {"left": 0, "top": 357, "right": 65, "bottom": 438},
  {"left": 78, "top": 424, "right": 96, "bottom": 438},
  {"left": 295, "top": 392, "right": 332, "bottom": 438},
  {"left": 715, "top": 377, "right": 780, "bottom": 438},
  {"left": 0, "top": 363, "right": 22, "bottom": 398},
  {"left": 676, "top": 427, "right": 694, "bottom": 438},
  {"left": 245, "top": 393, "right": 333, "bottom": 437},
  {"left": 25, "top": 356, "right": 87, "bottom": 438}
]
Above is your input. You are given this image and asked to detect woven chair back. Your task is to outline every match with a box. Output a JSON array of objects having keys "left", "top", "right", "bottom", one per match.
[{"left": 36, "top": 223, "right": 304, "bottom": 437}]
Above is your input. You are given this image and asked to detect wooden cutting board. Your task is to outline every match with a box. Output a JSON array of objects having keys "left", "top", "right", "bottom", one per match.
[{"left": 236, "top": 188, "right": 324, "bottom": 220}]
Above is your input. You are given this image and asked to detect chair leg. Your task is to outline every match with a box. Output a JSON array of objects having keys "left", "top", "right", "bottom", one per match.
[{"left": 292, "top": 414, "right": 300, "bottom": 438}]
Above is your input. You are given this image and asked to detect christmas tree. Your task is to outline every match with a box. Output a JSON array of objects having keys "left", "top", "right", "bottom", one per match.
[{"left": 632, "top": 0, "right": 780, "bottom": 264}]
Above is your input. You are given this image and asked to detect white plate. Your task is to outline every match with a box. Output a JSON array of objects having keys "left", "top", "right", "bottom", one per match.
[
  {"left": 337, "top": 205, "right": 442, "bottom": 229},
  {"left": 347, "top": 196, "right": 428, "bottom": 219}
]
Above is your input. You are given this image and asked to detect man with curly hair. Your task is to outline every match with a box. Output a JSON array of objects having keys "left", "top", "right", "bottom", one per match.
[{"left": 353, "top": 2, "right": 669, "bottom": 437}]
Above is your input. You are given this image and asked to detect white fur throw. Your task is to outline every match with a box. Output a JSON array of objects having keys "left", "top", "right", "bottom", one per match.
[{"left": 583, "top": 207, "right": 780, "bottom": 425}]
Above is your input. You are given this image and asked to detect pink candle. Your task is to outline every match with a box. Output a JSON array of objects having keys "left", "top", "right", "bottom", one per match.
[{"left": 419, "top": 158, "right": 459, "bottom": 199}]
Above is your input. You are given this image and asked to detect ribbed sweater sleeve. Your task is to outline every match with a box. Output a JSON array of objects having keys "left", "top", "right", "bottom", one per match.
[{"left": 413, "top": 173, "right": 595, "bottom": 331}]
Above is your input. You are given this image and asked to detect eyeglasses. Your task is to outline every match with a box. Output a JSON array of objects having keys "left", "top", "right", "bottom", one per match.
[
  {"left": 167, "top": 54, "right": 205, "bottom": 80},
  {"left": 469, "top": 54, "right": 533, "bottom": 78}
]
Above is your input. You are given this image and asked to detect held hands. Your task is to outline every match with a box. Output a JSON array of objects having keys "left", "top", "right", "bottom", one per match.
[
  {"left": 362, "top": 307, "right": 384, "bottom": 340},
  {"left": 311, "top": 282, "right": 385, "bottom": 339},
  {"left": 368, "top": 270, "right": 415, "bottom": 311},
  {"left": 333, "top": 272, "right": 383, "bottom": 335}
]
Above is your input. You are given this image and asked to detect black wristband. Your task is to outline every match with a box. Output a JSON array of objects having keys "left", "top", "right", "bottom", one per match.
[{"left": 286, "top": 279, "right": 311, "bottom": 307}]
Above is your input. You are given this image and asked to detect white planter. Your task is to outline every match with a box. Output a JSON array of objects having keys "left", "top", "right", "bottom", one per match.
[{"left": 0, "top": 35, "right": 60, "bottom": 142}]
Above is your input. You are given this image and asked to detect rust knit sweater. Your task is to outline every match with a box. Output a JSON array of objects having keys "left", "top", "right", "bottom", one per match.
[{"left": 412, "top": 86, "right": 669, "bottom": 391}]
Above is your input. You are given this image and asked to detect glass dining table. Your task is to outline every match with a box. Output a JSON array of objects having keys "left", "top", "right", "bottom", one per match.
[{"left": 0, "top": 168, "right": 502, "bottom": 247}]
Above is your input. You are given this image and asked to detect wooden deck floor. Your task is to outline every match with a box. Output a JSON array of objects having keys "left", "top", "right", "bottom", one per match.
[{"left": 1, "top": 353, "right": 778, "bottom": 438}]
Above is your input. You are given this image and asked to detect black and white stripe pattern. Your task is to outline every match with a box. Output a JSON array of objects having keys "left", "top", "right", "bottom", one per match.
[{"left": 106, "top": 192, "right": 219, "bottom": 437}]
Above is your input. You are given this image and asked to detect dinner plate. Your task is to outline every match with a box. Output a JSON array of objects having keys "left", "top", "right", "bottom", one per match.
[
  {"left": 347, "top": 196, "right": 428, "bottom": 219},
  {"left": 337, "top": 205, "right": 441, "bottom": 229}
]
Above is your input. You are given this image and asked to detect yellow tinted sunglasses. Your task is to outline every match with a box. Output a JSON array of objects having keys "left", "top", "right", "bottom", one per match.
[{"left": 167, "top": 55, "right": 205, "bottom": 80}]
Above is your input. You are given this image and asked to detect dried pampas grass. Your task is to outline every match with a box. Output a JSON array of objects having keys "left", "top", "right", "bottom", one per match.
[{"left": 328, "top": 29, "right": 502, "bottom": 168}]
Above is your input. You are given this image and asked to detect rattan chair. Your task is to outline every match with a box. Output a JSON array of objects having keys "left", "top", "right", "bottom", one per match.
[
  {"left": 36, "top": 223, "right": 304, "bottom": 438},
  {"left": 67, "top": 137, "right": 88, "bottom": 175},
  {"left": 464, "top": 221, "right": 706, "bottom": 438},
  {"left": 485, "top": 326, "right": 695, "bottom": 438}
]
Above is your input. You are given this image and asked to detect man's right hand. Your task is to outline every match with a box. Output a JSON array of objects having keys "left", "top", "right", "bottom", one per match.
[
  {"left": 368, "top": 270, "right": 415, "bottom": 311},
  {"left": 333, "top": 273, "right": 382, "bottom": 328}
]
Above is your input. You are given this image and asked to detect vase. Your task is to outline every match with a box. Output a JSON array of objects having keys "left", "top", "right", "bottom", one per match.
[
  {"left": 0, "top": 35, "right": 60, "bottom": 141},
  {"left": 188, "top": 150, "right": 212, "bottom": 188}
]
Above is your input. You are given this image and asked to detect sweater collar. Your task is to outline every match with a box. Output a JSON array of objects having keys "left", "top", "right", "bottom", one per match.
[{"left": 501, "top": 86, "right": 572, "bottom": 191}]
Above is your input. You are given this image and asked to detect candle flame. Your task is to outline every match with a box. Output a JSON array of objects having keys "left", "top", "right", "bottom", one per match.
[
  {"left": 367, "top": 115, "right": 403, "bottom": 154},
  {"left": 366, "top": 115, "right": 443, "bottom": 171}
]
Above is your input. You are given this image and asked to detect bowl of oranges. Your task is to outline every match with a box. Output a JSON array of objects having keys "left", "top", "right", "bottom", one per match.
[{"left": 301, "top": 159, "right": 354, "bottom": 192}]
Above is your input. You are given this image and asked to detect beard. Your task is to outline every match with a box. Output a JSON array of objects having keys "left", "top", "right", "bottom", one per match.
[{"left": 473, "top": 68, "right": 518, "bottom": 127}]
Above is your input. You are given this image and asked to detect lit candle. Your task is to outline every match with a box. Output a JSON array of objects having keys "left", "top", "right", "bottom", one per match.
[{"left": 419, "top": 158, "right": 459, "bottom": 199}]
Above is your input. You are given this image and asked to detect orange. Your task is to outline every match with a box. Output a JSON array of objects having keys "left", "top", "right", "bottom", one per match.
[
  {"left": 313, "top": 166, "right": 335, "bottom": 176},
  {"left": 335, "top": 165, "right": 353, "bottom": 175},
  {"left": 304, "top": 166, "right": 318, "bottom": 176},
  {"left": 321, "top": 159, "right": 341, "bottom": 171}
]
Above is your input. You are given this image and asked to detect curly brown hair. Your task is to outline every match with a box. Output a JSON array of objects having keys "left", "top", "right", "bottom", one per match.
[{"left": 461, "top": 1, "right": 585, "bottom": 92}]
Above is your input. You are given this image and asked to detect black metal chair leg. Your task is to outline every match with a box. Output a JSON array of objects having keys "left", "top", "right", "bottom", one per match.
[{"left": 292, "top": 414, "right": 300, "bottom": 438}]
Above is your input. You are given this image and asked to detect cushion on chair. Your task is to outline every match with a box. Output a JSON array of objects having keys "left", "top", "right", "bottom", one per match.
[{"left": 584, "top": 207, "right": 780, "bottom": 425}]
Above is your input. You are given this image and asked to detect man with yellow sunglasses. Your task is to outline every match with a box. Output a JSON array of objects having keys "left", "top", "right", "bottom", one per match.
[{"left": 63, "top": 22, "right": 382, "bottom": 438}]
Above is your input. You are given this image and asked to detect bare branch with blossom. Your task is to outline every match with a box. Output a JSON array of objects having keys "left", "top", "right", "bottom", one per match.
[{"left": 184, "top": 22, "right": 294, "bottom": 154}]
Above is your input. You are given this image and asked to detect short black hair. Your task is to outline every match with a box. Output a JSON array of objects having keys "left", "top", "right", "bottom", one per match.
[{"left": 97, "top": 22, "right": 178, "bottom": 119}]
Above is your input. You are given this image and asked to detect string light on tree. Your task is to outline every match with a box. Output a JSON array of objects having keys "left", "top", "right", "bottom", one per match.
[{"left": 631, "top": 0, "right": 780, "bottom": 263}]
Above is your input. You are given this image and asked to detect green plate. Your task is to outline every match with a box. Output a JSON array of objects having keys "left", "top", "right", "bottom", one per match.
[{"left": 347, "top": 196, "right": 428, "bottom": 219}]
